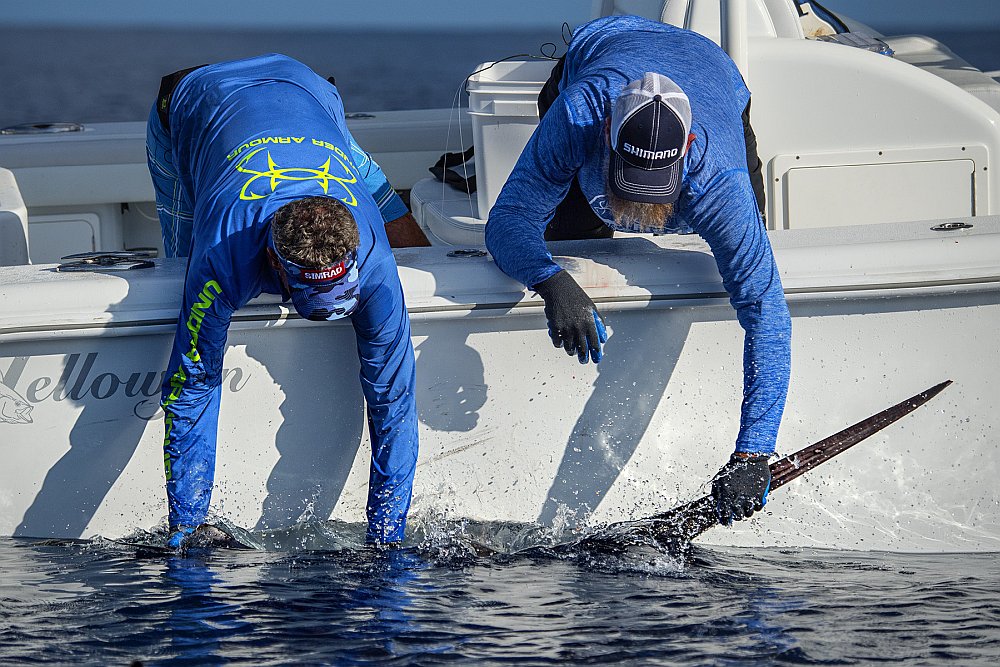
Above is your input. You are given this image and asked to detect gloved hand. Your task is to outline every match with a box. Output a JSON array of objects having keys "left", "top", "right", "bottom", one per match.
[
  {"left": 166, "top": 525, "right": 197, "bottom": 550},
  {"left": 533, "top": 270, "right": 608, "bottom": 364},
  {"left": 711, "top": 453, "right": 772, "bottom": 525}
]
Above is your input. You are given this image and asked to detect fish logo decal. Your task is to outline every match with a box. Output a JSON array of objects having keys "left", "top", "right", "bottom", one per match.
[
  {"left": 0, "top": 383, "right": 32, "bottom": 424},
  {"left": 234, "top": 147, "right": 359, "bottom": 205},
  {"left": 588, "top": 194, "right": 614, "bottom": 223}
]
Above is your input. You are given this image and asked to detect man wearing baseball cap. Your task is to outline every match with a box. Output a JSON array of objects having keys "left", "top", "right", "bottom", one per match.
[
  {"left": 485, "top": 16, "right": 790, "bottom": 525},
  {"left": 146, "top": 54, "right": 428, "bottom": 549}
]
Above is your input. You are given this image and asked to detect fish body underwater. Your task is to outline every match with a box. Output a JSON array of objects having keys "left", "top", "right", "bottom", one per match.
[{"left": 99, "top": 381, "right": 950, "bottom": 559}]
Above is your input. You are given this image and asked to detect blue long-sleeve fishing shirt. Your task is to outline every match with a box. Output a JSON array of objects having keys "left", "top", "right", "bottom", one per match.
[
  {"left": 485, "top": 17, "right": 791, "bottom": 455},
  {"left": 159, "top": 54, "right": 416, "bottom": 543}
]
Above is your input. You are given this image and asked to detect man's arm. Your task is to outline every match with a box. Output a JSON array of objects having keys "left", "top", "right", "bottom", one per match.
[
  {"left": 683, "top": 167, "right": 789, "bottom": 524},
  {"left": 688, "top": 171, "right": 791, "bottom": 456},
  {"left": 484, "top": 97, "right": 608, "bottom": 363},
  {"left": 384, "top": 211, "right": 431, "bottom": 248},
  {"left": 485, "top": 98, "right": 592, "bottom": 288},
  {"left": 346, "top": 136, "right": 431, "bottom": 248},
  {"left": 160, "top": 275, "right": 233, "bottom": 544},
  {"left": 351, "top": 267, "right": 419, "bottom": 545}
]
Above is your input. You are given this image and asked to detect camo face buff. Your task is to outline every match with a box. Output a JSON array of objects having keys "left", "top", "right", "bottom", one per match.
[{"left": 267, "top": 232, "right": 360, "bottom": 321}]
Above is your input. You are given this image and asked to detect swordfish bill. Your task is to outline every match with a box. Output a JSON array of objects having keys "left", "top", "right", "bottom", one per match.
[
  {"left": 634, "top": 380, "right": 953, "bottom": 545},
  {"left": 766, "top": 380, "right": 952, "bottom": 491}
]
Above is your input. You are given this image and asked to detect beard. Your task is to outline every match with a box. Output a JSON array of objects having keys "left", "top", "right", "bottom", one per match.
[
  {"left": 602, "top": 153, "right": 676, "bottom": 232},
  {"left": 606, "top": 190, "right": 675, "bottom": 232}
]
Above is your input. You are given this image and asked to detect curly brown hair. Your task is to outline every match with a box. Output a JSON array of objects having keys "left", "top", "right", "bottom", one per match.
[{"left": 271, "top": 196, "right": 360, "bottom": 267}]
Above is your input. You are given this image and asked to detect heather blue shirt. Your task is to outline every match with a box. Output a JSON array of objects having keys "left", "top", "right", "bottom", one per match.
[
  {"left": 485, "top": 17, "right": 791, "bottom": 455},
  {"left": 157, "top": 54, "right": 416, "bottom": 542}
]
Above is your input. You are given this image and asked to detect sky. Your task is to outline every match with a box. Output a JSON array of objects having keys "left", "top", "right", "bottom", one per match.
[{"left": 4, "top": 0, "right": 1000, "bottom": 31}]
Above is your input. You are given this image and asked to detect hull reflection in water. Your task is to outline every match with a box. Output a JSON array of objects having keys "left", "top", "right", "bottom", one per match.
[{"left": 7, "top": 534, "right": 1000, "bottom": 665}]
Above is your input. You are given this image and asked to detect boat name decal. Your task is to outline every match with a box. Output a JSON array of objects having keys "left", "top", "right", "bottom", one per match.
[{"left": 0, "top": 353, "right": 250, "bottom": 427}]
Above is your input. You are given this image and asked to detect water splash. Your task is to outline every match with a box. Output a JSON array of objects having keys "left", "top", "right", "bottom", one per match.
[{"left": 96, "top": 512, "right": 689, "bottom": 574}]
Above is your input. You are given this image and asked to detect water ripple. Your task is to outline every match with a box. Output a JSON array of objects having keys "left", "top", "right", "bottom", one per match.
[{"left": 2, "top": 522, "right": 999, "bottom": 666}]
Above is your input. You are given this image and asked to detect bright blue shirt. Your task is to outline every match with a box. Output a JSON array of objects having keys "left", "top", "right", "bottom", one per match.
[
  {"left": 485, "top": 17, "right": 791, "bottom": 454},
  {"left": 160, "top": 54, "right": 416, "bottom": 542}
]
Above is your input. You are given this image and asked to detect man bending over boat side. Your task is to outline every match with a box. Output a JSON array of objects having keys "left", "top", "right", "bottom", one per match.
[
  {"left": 484, "top": 16, "right": 791, "bottom": 525},
  {"left": 146, "top": 54, "right": 429, "bottom": 549}
]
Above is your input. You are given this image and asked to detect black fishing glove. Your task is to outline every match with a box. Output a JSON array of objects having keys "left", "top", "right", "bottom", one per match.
[
  {"left": 712, "top": 453, "right": 772, "bottom": 525},
  {"left": 533, "top": 270, "right": 607, "bottom": 364}
]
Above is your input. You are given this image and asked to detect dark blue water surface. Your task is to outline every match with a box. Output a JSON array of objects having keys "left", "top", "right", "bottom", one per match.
[
  {"left": 0, "top": 27, "right": 998, "bottom": 128},
  {"left": 1, "top": 522, "right": 999, "bottom": 666},
  {"left": 0, "top": 28, "right": 562, "bottom": 128}
]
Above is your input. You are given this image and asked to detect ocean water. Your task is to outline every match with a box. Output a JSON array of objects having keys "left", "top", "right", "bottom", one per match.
[
  {"left": 0, "top": 27, "right": 998, "bottom": 127},
  {"left": 0, "top": 27, "right": 563, "bottom": 127},
  {"left": 2, "top": 522, "right": 999, "bottom": 666}
]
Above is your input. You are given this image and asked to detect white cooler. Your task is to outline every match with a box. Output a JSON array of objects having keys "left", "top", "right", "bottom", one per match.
[{"left": 466, "top": 59, "right": 553, "bottom": 219}]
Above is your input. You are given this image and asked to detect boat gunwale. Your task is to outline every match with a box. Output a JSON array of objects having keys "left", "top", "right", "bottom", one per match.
[{"left": 1, "top": 273, "right": 998, "bottom": 340}]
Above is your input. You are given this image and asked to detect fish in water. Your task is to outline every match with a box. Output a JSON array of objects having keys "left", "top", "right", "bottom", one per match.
[
  {"left": 109, "top": 523, "right": 253, "bottom": 555},
  {"left": 0, "top": 383, "right": 33, "bottom": 424},
  {"left": 103, "top": 381, "right": 952, "bottom": 560},
  {"left": 558, "top": 380, "right": 953, "bottom": 561},
  {"left": 183, "top": 524, "right": 253, "bottom": 550}
]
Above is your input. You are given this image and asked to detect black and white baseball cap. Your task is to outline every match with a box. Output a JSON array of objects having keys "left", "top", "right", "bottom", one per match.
[{"left": 609, "top": 73, "right": 692, "bottom": 204}]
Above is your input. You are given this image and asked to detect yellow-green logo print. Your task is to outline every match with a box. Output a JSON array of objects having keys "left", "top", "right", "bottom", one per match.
[{"left": 234, "top": 146, "right": 358, "bottom": 205}]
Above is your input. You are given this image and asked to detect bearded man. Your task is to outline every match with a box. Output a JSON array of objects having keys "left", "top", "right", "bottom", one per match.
[{"left": 484, "top": 16, "right": 791, "bottom": 525}]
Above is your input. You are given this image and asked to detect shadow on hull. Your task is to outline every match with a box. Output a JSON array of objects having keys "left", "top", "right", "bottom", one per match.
[{"left": 60, "top": 381, "right": 951, "bottom": 561}]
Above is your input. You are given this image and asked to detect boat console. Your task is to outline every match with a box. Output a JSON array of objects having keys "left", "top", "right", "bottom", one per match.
[{"left": 412, "top": 0, "right": 1000, "bottom": 242}]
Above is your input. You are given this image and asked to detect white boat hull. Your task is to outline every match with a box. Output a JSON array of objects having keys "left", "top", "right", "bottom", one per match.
[{"left": 2, "top": 219, "right": 998, "bottom": 551}]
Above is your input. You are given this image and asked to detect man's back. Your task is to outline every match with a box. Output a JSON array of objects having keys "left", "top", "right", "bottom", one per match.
[
  {"left": 164, "top": 53, "right": 389, "bottom": 307},
  {"left": 168, "top": 55, "right": 373, "bottom": 245}
]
